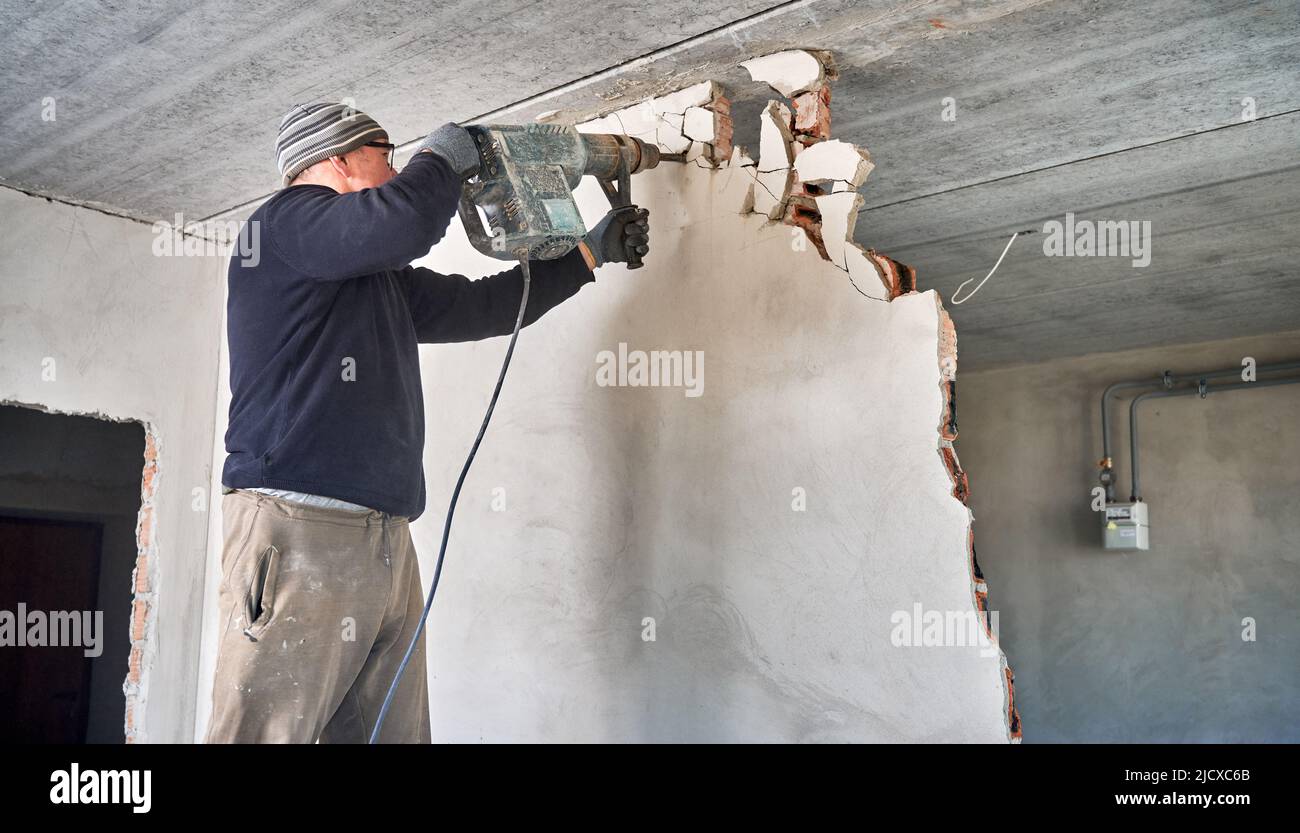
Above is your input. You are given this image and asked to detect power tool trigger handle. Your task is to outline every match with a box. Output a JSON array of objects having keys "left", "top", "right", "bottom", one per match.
[{"left": 457, "top": 181, "right": 495, "bottom": 258}]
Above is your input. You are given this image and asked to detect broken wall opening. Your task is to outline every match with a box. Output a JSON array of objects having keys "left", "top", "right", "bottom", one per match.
[
  {"left": 0, "top": 404, "right": 150, "bottom": 742},
  {"left": 396, "top": 52, "right": 1018, "bottom": 741}
]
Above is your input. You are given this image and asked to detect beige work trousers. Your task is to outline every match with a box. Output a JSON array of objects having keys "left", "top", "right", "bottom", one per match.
[{"left": 204, "top": 489, "right": 431, "bottom": 743}]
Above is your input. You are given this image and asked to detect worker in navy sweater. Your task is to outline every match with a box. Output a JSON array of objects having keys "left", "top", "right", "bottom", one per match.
[{"left": 205, "top": 103, "right": 649, "bottom": 743}]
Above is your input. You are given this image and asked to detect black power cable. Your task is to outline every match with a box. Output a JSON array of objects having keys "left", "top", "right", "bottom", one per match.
[{"left": 369, "top": 249, "right": 533, "bottom": 743}]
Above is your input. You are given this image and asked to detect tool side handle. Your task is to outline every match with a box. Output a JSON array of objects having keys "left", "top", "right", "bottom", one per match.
[
  {"left": 457, "top": 185, "right": 498, "bottom": 259},
  {"left": 597, "top": 168, "right": 643, "bottom": 270}
]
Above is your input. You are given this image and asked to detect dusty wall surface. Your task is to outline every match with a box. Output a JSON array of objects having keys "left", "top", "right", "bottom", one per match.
[
  {"left": 402, "top": 83, "right": 1014, "bottom": 741},
  {"left": 0, "top": 187, "right": 224, "bottom": 742},
  {"left": 194, "top": 281, "right": 232, "bottom": 742},
  {"left": 960, "top": 332, "right": 1300, "bottom": 741}
]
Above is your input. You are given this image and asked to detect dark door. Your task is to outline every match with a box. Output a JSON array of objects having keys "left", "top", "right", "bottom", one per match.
[{"left": 0, "top": 516, "right": 103, "bottom": 743}]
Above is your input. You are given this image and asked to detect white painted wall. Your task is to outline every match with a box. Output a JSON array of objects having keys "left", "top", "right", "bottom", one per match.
[
  {"left": 0, "top": 187, "right": 224, "bottom": 742},
  {"left": 195, "top": 278, "right": 231, "bottom": 742},
  {"left": 404, "top": 159, "right": 1012, "bottom": 741}
]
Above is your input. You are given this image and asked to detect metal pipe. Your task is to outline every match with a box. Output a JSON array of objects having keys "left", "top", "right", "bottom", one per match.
[
  {"left": 1101, "top": 379, "right": 1162, "bottom": 500},
  {"left": 1100, "top": 360, "right": 1300, "bottom": 500},
  {"left": 1128, "top": 374, "right": 1300, "bottom": 501}
]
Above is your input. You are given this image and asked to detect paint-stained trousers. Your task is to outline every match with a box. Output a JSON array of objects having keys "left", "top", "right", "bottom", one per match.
[{"left": 204, "top": 490, "right": 431, "bottom": 743}]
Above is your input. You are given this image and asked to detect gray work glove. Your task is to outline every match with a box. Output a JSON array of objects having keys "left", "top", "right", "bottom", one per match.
[
  {"left": 414, "top": 122, "right": 481, "bottom": 179},
  {"left": 583, "top": 206, "right": 650, "bottom": 268}
]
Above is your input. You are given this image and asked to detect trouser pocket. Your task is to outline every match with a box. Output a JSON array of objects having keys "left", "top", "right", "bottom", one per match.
[{"left": 242, "top": 544, "right": 280, "bottom": 642}]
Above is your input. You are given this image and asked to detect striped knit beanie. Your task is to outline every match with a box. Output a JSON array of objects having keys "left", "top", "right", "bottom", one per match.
[{"left": 276, "top": 102, "right": 387, "bottom": 186}]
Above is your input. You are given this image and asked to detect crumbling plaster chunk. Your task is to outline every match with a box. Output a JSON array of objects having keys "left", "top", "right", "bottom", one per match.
[
  {"left": 738, "top": 170, "right": 759, "bottom": 213},
  {"left": 794, "top": 139, "right": 874, "bottom": 190},
  {"left": 757, "top": 101, "right": 795, "bottom": 173},
  {"left": 682, "top": 106, "right": 716, "bottom": 143},
  {"left": 576, "top": 59, "right": 895, "bottom": 298},
  {"left": 728, "top": 146, "right": 756, "bottom": 168},
  {"left": 754, "top": 168, "right": 794, "bottom": 219},
  {"left": 814, "top": 192, "right": 864, "bottom": 270},
  {"left": 845, "top": 246, "right": 888, "bottom": 301},
  {"left": 656, "top": 111, "right": 692, "bottom": 154},
  {"left": 579, "top": 82, "right": 732, "bottom": 165},
  {"left": 721, "top": 145, "right": 758, "bottom": 212},
  {"left": 650, "top": 80, "right": 719, "bottom": 115},
  {"left": 741, "top": 49, "right": 826, "bottom": 98}
]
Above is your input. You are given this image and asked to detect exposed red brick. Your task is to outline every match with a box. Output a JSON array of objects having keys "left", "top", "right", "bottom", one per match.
[
  {"left": 863, "top": 250, "right": 918, "bottom": 299},
  {"left": 898, "top": 261, "right": 916, "bottom": 294},
  {"left": 783, "top": 194, "right": 829, "bottom": 260},
  {"left": 1006, "top": 667, "right": 1023, "bottom": 739},
  {"left": 793, "top": 85, "right": 832, "bottom": 140},
  {"left": 137, "top": 505, "right": 153, "bottom": 549},
  {"left": 706, "top": 94, "right": 734, "bottom": 164},
  {"left": 939, "top": 381, "right": 958, "bottom": 441},
  {"left": 938, "top": 307, "right": 957, "bottom": 368},
  {"left": 132, "top": 599, "right": 148, "bottom": 641},
  {"left": 134, "top": 553, "right": 149, "bottom": 593},
  {"left": 938, "top": 306, "right": 958, "bottom": 440},
  {"left": 128, "top": 426, "right": 161, "bottom": 742},
  {"left": 940, "top": 445, "right": 969, "bottom": 503},
  {"left": 947, "top": 390, "right": 1021, "bottom": 740}
]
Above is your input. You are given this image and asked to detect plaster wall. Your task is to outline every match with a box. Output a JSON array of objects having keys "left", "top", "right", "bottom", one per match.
[
  {"left": 960, "top": 332, "right": 1300, "bottom": 741},
  {"left": 0, "top": 187, "right": 224, "bottom": 742},
  {"left": 403, "top": 133, "right": 1012, "bottom": 742}
]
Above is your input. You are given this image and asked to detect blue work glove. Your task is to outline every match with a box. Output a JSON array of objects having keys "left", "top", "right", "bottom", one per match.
[
  {"left": 414, "top": 122, "right": 481, "bottom": 179},
  {"left": 582, "top": 206, "right": 650, "bottom": 268}
]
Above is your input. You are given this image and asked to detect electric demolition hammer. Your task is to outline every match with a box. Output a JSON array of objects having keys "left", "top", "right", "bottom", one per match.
[{"left": 457, "top": 123, "right": 683, "bottom": 268}]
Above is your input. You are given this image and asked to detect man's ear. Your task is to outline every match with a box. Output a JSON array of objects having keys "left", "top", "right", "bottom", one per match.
[{"left": 327, "top": 155, "right": 351, "bottom": 178}]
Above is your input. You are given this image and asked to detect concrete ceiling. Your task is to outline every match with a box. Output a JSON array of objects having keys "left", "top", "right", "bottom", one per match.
[{"left": 2, "top": 0, "right": 1296, "bottom": 371}]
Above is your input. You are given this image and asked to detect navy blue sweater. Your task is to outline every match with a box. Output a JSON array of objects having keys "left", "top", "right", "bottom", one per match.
[{"left": 222, "top": 151, "right": 595, "bottom": 519}]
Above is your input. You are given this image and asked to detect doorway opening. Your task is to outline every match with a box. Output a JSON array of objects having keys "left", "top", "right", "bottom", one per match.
[{"left": 0, "top": 404, "right": 146, "bottom": 743}]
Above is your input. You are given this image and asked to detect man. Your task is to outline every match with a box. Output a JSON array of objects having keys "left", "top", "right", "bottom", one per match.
[{"left": 205, "top": 103, "right": 650, "bottom": 743}]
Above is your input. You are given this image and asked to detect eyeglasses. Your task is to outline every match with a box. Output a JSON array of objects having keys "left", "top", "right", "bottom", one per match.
[{"left": 365, "top": 141, "right": 397, "bottom": 169}]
